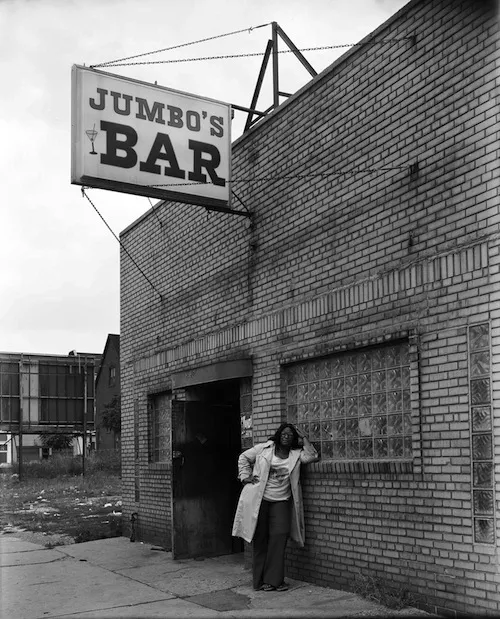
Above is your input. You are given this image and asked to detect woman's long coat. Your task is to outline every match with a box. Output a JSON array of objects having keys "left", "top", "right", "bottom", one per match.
[{"left": 231, "top": 440, "right": 319, "bottom": 545}]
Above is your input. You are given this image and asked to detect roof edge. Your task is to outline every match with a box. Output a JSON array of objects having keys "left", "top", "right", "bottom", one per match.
[
  {"left": 120, "top": 0, "right": 419, "bottom": 238},
  {"left": 233, "top": 0, "right": 419, "bottom": 148}
]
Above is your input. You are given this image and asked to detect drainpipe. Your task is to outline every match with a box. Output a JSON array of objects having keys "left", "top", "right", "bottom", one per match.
[{"left": 130, "top": 512, "right": 138, "bottom": 542}]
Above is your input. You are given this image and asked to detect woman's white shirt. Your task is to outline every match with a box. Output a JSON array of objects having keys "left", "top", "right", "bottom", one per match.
[{"left": 263, "top": 453, "right": 291, "bottom": 501}]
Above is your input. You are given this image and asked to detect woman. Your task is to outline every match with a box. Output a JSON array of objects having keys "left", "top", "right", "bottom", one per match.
[{"left": 232, "top": 423, "right": 319, "bottom": 592}]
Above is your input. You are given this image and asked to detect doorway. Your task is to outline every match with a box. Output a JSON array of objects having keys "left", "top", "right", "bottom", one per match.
[{"left": 171, "top": 379, "right": 243, "bottom": 559}]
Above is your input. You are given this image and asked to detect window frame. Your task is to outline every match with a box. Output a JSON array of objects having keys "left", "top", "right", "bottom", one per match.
[
  {"left": 38, "top": 362, "right": 95, "bottom": 425},
  {"left": 148, "top": 392, "right": 172, "bottom": 465}
]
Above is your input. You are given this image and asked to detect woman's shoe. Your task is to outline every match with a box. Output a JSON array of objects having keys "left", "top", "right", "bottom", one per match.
[
  {"left": 259, "top": 583, "right": 276, "bottom": 591},
  {"left": 275, "top": 582, "right": 289, "bottom": 591}
]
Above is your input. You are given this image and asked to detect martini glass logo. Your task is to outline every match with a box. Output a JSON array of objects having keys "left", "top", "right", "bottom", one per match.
[{"left": 85, "top": 125, "right": 98, "bottom": 155}]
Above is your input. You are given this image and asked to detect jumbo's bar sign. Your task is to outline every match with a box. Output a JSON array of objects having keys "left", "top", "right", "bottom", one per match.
[{"left": 71, "top": 65, "right": 231, "bottom": 208}]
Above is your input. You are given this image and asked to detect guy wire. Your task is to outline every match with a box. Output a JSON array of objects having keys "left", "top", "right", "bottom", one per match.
[
  {"left": 146, "top": 165, "right": 410, "bottom": 189},
  {"left": 81, "top": 188, "right": 162, "bottom": 301}
]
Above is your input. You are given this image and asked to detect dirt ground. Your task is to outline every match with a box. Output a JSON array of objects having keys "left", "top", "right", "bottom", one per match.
[{"left": 0, "top": 473, "right": 122, "bottom": 547}]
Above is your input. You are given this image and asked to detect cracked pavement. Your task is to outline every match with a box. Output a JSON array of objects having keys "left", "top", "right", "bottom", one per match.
[{"left": 0, "top": 535, "right": 433, "bottom": 618}]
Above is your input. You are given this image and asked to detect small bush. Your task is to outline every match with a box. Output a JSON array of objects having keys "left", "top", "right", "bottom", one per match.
[
  {"left": 38, "top": 433, "right": 73, "bottom": 451},
  {"left": 353, "top": 574, "right": 417, "bottom": 610}
]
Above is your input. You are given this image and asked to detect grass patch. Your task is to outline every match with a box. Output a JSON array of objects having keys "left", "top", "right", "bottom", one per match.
[
  {"left": 353, "top": 574, "right": 417, "bottom": 610},
  {"left": 12, "top": 450, "right": 121, "bottom": 479},
  {"left": 1, "top": 453, "right": 122, "bottom": 544}
]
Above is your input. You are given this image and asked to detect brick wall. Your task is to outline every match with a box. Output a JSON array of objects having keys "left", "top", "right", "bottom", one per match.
[{"left": 120, "top": 0, "right": 500, "bottom": 614}]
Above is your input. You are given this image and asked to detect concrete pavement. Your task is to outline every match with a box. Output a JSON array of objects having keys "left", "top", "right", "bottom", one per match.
[{"left": 1, "top": 535, "right": 435, "bottom": 618}]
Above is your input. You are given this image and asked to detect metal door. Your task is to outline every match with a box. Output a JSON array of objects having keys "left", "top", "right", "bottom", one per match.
[{"left": 171, "top": 400, "right": 240, "bottom": 559}]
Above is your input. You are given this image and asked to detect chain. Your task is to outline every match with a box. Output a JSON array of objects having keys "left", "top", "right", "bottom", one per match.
[
  {"left": 92, "top": 38, "right": 412, "bottom": 69},
  {"left": 92, "top": 23, "right": 270, "bottom": 68}
]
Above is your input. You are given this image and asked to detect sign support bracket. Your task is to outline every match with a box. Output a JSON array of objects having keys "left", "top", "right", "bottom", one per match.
[
  {"left": 203, "top": 202, "right": 251, "bottom": 218},
  {"left": 245, "top": 22, "right": 318, "bottom": 132}
]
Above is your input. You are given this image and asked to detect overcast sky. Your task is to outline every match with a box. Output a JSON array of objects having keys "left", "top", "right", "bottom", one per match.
[{"left": 1, "top": 0, "right": 408, "bottom": 356}]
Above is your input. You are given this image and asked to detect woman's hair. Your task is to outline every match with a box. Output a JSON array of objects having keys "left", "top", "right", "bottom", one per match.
[{"left": 270, "top": 423, "right": 299, "bottom": 448}]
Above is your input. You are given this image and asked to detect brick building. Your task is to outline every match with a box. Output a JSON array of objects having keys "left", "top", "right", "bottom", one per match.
[
  {"left": 120, "top": 0, "right": 499, "bottom": 615},
  {"left": 95, "top": 334, "right": 121, "bottom": 452}
]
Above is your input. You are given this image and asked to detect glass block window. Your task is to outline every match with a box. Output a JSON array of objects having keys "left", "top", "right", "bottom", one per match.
[
  {"left": 148, "top": 392, "right": 171, "bottom": 463},
  {"left": 469, "top": 323, "right": 495, "bottom": 544},
  {"left": 286, "top": 342, "right": 412, "bottom": 460}
]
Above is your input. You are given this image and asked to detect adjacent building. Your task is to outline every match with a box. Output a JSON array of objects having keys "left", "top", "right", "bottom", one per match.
[
  {"left": 95, "top": 334, "right": 121, "bottom": 452},
  {"left": 120, "top": 0, "right": 499, "bottom": 615},
  {"left": 0, "top": 351, "right": 100, "bottom": 463}
]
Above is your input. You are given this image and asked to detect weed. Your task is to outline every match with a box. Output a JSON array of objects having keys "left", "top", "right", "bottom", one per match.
[
  {"left": 6, "top": 450, "right": 121, "bottom": 480},
  {"left": 86, "top": 450, "right": 121, "bottom": 474},
  {"left": 353, "top": 574, "right": 417, "bottom": 610},
  {"left": 108, "top": 513, "right": 123, "bottom": 537},
  {"left": 44, "top": 540, "right": 66, "bottom": 549},
  {"left": 74, "top": 527, "right": 94, "bottom": 544}
]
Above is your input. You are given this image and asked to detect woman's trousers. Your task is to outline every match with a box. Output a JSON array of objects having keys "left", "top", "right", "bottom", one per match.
[{"left": 252, "top": 499, "right": 291, "bottom": 589}]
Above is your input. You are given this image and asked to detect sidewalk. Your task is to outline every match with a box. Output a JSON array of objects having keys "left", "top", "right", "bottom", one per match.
[{"left": 1, "top": 535, "right": 434, "bottom": 618}]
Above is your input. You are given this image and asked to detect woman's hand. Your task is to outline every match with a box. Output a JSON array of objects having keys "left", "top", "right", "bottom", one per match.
[
  {"left": 294, "top": 425, "right": 311, "bottom": 444},
  {"left": 242, "top": 475, "right": 259, "bottom": 485},
  {"left": 295, "top": 425, "right": 306, "bottom": 438}
]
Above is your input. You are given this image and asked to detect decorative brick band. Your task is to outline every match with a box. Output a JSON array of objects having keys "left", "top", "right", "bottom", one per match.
[
  {"left": 134, "top": 241, "right": 489, "bottom": 374},
  {"left": 307, "top": 459, "right": 414, "bottom": 476}
]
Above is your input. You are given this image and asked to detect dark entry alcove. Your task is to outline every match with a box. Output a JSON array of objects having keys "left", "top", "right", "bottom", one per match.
[{"left": 171, "top": 378, "right": 244, "bottom": 558}]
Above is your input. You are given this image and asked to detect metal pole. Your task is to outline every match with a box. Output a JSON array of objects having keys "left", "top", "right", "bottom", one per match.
[
  {"left": 18, "top": 359, "right": 23, "bottom": 481},
  {"left": 272, "top": 22, "right": 279, "bottom": 110},
  {"left": 244, "top": 39, "right": 273, "bottom": 132},
  {"left": 82, "top": 357, "right": 87, "bottom": 476},
  {"left": 9, "top": 435, "right": 14, "bottom": 469},
  {"left": 275, "top": 24, "right": 317, "bottom": 78}
]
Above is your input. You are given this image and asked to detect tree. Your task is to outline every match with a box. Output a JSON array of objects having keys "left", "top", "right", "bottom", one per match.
[
  {"left": 101, "top": 396, "right": 121, "bottom": 433},
  {"left": 38, "top": 433, "right": 73, "bottom": 451}
]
